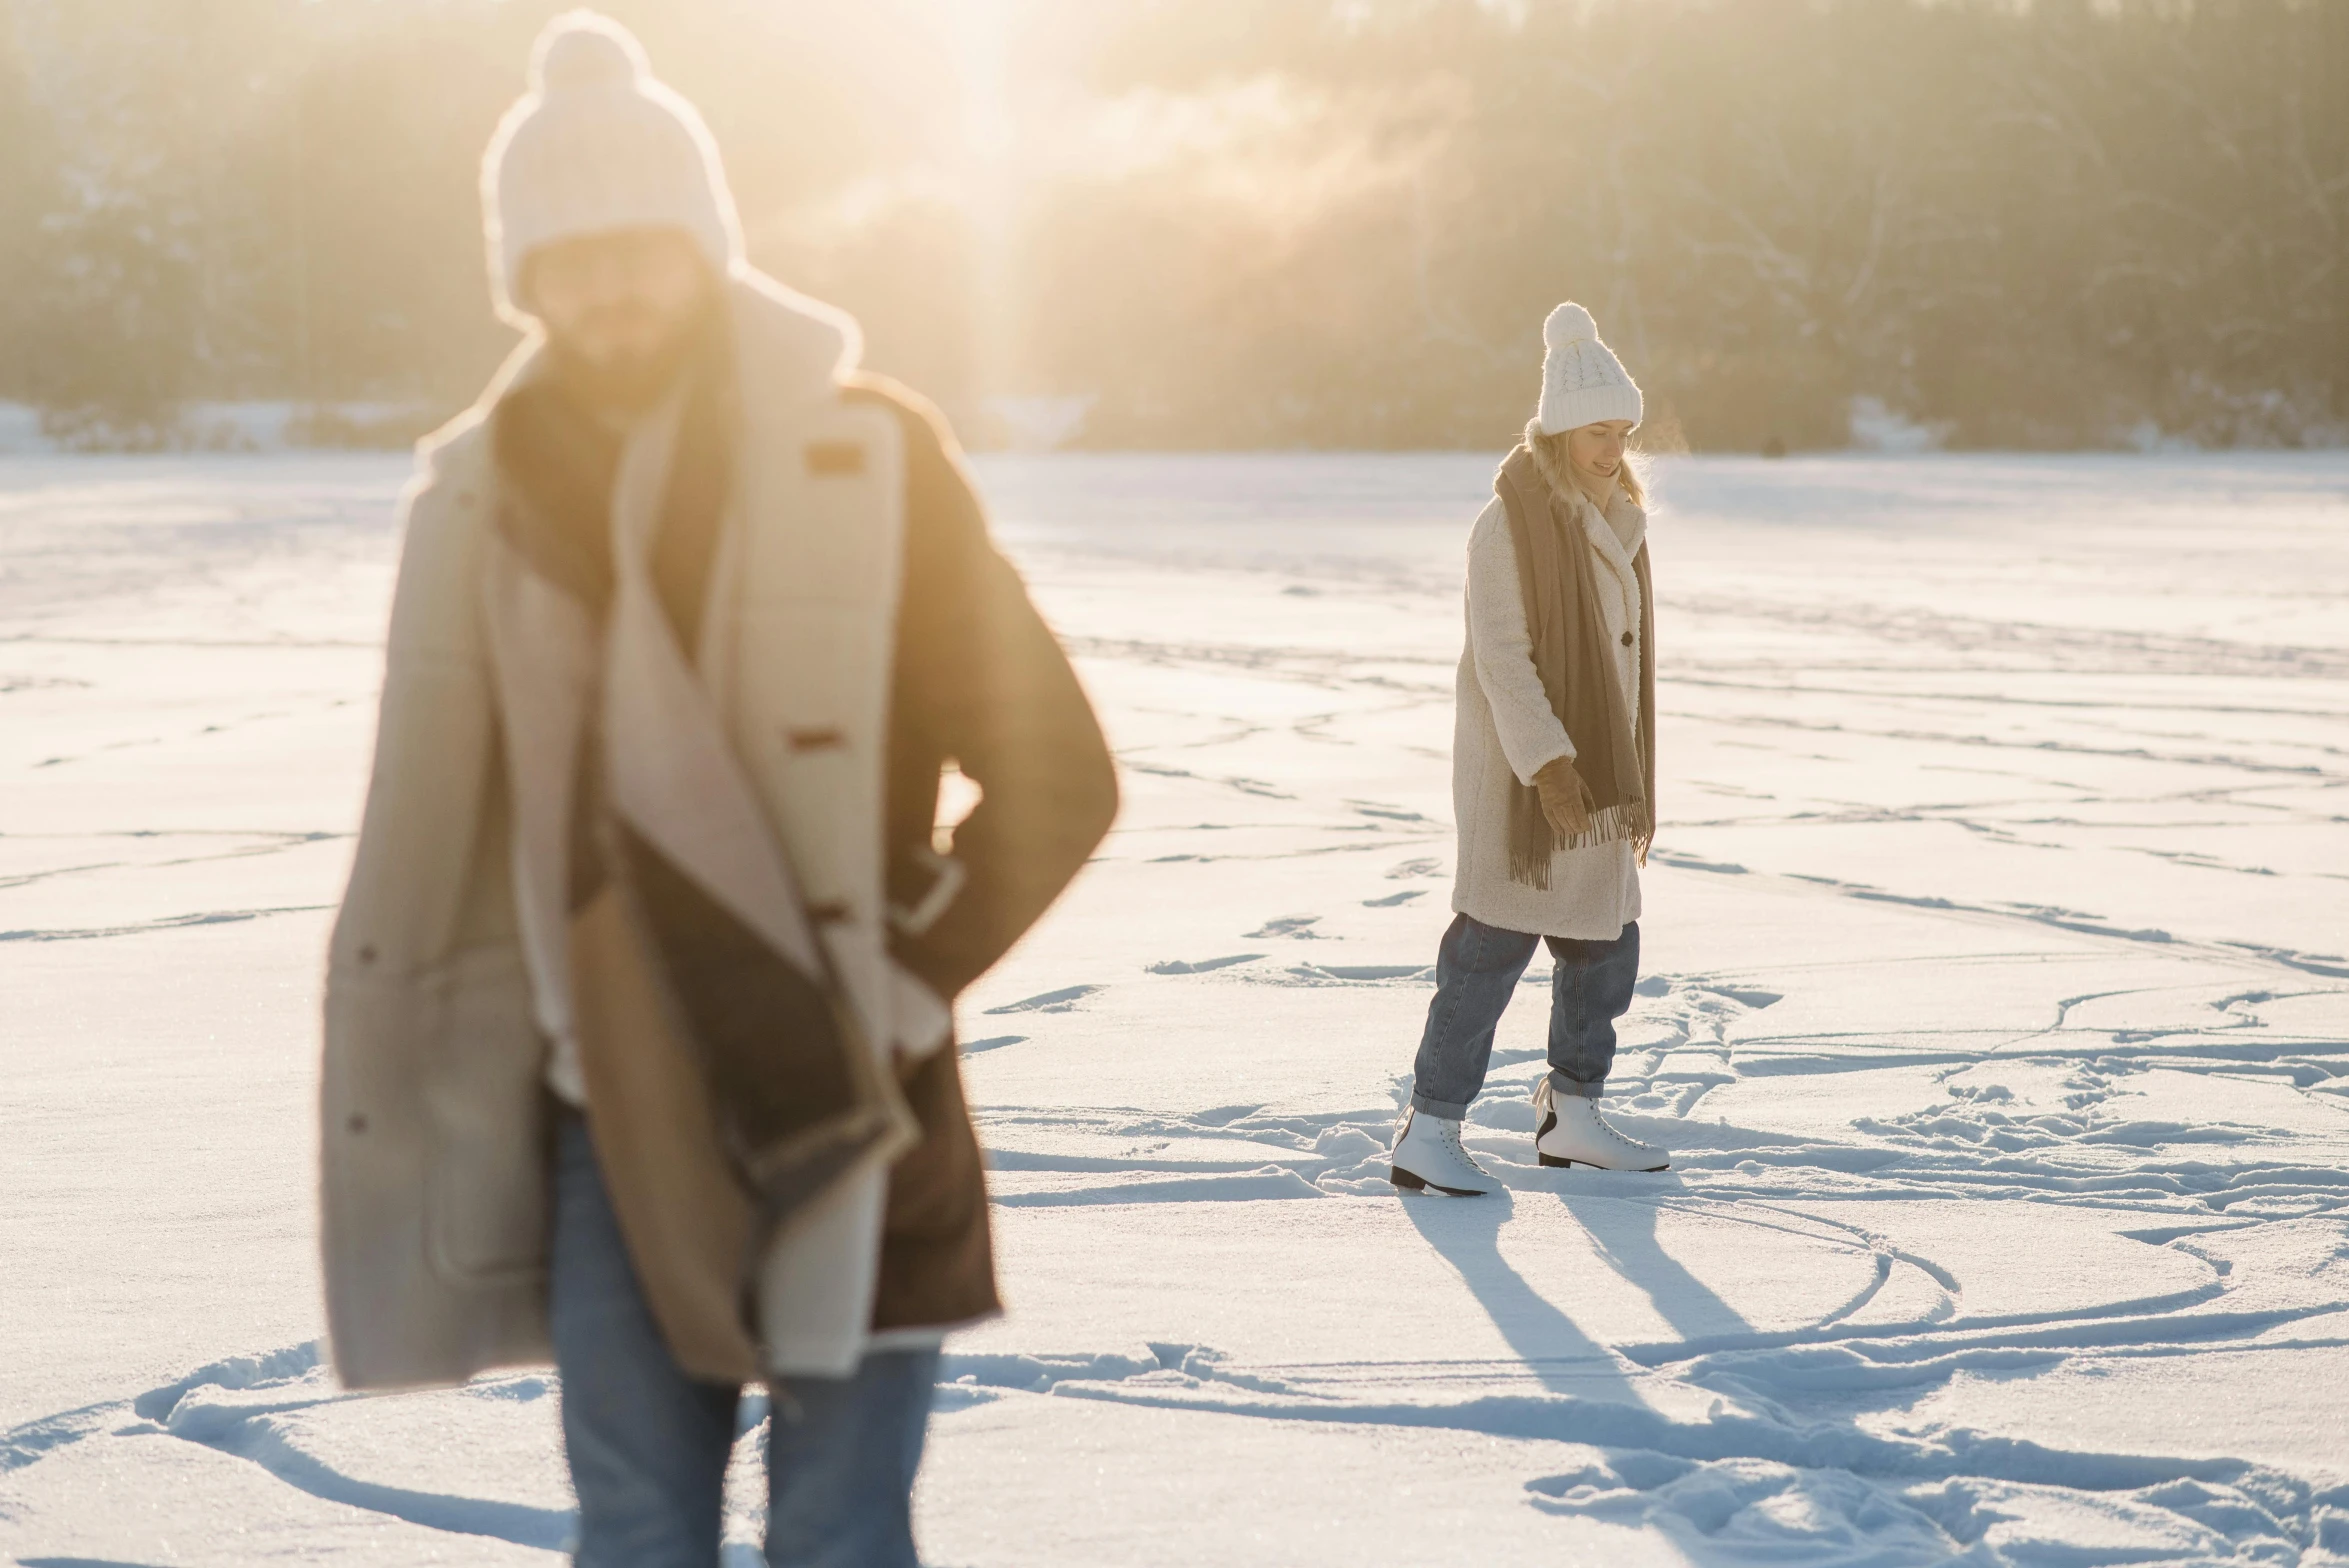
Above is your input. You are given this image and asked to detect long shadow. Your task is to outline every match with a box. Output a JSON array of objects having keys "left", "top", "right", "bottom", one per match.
[
  {"left": 1398, "top": 1188, "right": 1642, "bottom": 1404},
  {"left": 204, "top": 1415, "right": 574, "bottom": 1551},
  {"left": 1565, "top": 1189, "right": 1757, "bottom": 1350}
]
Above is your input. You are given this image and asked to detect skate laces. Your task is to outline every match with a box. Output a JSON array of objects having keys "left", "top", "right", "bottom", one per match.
[
  {"left": 1436, "top": 1115, "right": 1490, "bottom": 1173},
  {"left": 1590, "top": 1104, "right": 1655, "bottom": 1152}
]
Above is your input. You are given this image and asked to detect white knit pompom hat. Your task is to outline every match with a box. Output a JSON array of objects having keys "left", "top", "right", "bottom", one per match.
[
  {"left": 480, "top": 11, "right": 744, "bottom": 324},
  {"left": 1535, "top": 302, "right": 1643, "bottom": 434}
]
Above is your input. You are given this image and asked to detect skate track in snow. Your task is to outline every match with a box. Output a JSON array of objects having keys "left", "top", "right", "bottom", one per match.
[{"left": 1, "top": 450, "right": 2345, "bottom": 1565}]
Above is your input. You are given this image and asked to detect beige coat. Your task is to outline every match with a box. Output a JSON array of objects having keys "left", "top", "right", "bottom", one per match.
[
  {"left": 1450, "top": 483, "right": 1648, "bottom": 939},
  {"left": 321, "top": 270, "right": 945, "bottom": 1389}
]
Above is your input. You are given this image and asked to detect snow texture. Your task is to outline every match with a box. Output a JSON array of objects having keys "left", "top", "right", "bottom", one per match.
[{"left": 2, "top": 449, "right": 2345, "bottom": 1565}]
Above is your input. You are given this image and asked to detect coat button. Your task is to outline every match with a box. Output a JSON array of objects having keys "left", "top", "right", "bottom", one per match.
[
  {"left": 357, "top": 944, "right": 378, "bottom": 965},
  {"left": 1620, "top": 630, "right": 1634, "bottom": 647},
  {"left": 346, "top": 1113, "right": 368, "bottom": 1134}
]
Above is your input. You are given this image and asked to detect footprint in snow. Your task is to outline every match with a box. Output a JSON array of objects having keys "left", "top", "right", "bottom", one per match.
[
  {"left": 1245, "top": 914, "right": 1324, "bottom": 939},
  {"left": 1248, "top": 963, "right": 1431, "bottom": 988},
  {"left": 961, "top": 1034, "right": 1027, "bottom": 1054},
  {"left": 1146, "top": 954, "right": 1265, "bottom": 975},
  {"left": 1350, "top": 802, "right": 1429, "bottom": 824},
  {"left": 1634, "top": 975, "right": 1780, "bottom": 1009},
  {"left": 983, "top": 984, "right": 1104, "bottom": 1015},
  {"left": 1292, "top": 963, "right": 1429, "bottom": 982}
]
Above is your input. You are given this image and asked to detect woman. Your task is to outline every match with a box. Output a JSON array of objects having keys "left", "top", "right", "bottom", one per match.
[{"left": 1388, "top": 301, "right": 1665, "bottom": 1195}]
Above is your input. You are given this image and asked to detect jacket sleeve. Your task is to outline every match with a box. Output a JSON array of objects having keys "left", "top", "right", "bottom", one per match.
[
  {"left": 1464, "top": 498, "right": 1575, "bottom": 784},
  {"left": 331, "top": 422, "right": 505, "bottom": 977},
  {"left": 851, "top": 377, "right": 1120, "bottom": 1001}
]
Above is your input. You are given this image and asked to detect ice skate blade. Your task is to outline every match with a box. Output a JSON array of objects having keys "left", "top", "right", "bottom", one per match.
[
  {"left": 1538, "top": 1152, "right": 1670, "bottom": 1172},
  {"left": 1389, "top": 1165, "right": 1487, "bottom": 1197}
]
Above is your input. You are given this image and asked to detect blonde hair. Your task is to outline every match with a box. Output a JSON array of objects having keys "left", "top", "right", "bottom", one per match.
[{"left": 1524, "top": 419, "right": 1646, "bottom": 509}]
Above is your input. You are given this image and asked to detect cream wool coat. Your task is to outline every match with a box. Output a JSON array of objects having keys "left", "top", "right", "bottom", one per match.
[
  {"left": 1450, "top": 482, "right": 1647, "bottom": 939},
  {"left": 320, "top": 269, "right": 942, "bottom": 1389}
]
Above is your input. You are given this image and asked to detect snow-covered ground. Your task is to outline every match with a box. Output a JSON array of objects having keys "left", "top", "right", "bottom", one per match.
[{"left": 3, "top": 449, "right": 2345, "bottom": 1565}]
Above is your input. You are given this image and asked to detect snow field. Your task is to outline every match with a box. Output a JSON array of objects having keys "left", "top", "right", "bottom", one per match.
[{"left": 3, "top": 450, "right": 2346, "bottom": 1564}]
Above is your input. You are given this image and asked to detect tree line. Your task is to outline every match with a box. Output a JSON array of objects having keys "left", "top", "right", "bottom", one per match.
[{"left": 0, "top": 0, "right": 2340, "bottom": 451}]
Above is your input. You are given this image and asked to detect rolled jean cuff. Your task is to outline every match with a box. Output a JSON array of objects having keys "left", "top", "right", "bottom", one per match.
[
  {"left": 1409, "top": 1091, "right": 1472, "bottom": 1121},
  {"left": 1549, "top": 1071, "right": 1605, "bottom": 1101}
]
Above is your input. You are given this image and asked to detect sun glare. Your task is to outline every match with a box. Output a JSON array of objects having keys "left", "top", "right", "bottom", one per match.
[{"left": 938, "top": 0, "right": 1016, "bottom": 166}]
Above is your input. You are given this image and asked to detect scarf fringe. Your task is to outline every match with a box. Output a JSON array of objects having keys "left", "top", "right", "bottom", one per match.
[{"left": 1506, "top": 786, "right": 1650, "bottom": 891}]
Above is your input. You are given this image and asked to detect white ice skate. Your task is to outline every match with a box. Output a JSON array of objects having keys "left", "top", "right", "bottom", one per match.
[
  {"left": 1532, "top": 1079, "right": 1668, "bottom": 1171},
  {"left": 1388, "top": 1109, "right": 1496, "bottom": 1196}
]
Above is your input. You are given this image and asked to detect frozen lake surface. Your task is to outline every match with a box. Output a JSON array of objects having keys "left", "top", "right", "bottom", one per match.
[{"left": 3, "top": 448, "right": 2346, "bottom": 1564}]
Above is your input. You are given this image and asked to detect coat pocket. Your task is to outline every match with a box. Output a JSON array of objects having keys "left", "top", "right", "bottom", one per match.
[{"left": 418, "top": 941, "right": 549, "bottom": 1286}]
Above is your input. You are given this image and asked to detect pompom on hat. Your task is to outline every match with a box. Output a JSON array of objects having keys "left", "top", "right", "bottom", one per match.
[
  {"left": 480, "top": 11, "right": 743, "bottom": 324},
  {"left": 1536, "top": 301, "right": 1643, "bottom": 435}
]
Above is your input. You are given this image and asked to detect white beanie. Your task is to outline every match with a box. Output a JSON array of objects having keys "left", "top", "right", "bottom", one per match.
[
  {"left": 1535, "top": 302, "right": 1643, "bottom": 434},
  {"left": 480, "top": 11, "right": 744, "bottom": 324}
]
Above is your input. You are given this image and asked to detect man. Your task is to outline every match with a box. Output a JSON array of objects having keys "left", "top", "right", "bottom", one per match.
[{"left": 317, "top": 13, "right": 1117, "bottom": 1565}]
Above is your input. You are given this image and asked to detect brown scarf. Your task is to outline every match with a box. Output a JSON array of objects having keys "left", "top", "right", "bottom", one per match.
[
  {"left": 1494, "top": 443, "right": 1657, "bottom": 888},
  {"left": 487, "top": 341, "right": 915, "bottom": 1366}
]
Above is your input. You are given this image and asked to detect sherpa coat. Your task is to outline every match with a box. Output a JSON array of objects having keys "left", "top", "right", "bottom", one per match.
[
  {"left": 1450, "top": 475, "right": 1649, "bottom": 939},
  {"left": 319, "top": 268, "right": 1116, "bottom": 1390}
]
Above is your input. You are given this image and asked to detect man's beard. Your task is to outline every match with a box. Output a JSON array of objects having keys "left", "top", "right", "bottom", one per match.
[{"left": 547, "top": 305, "right": 713, "bottom": 416}]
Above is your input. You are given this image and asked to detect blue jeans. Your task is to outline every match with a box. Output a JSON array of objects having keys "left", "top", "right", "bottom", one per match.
[
  {"left": 1410, "top": 914, "right": 1639, "bottom": 1119},
  {"left": 550, "top": 1113, "right": 938, "bottom": 1568}
]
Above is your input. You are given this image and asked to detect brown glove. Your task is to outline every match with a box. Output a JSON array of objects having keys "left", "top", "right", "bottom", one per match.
[{"left": 1533, "top": 754, "right": 1598, "bottom": 840}]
